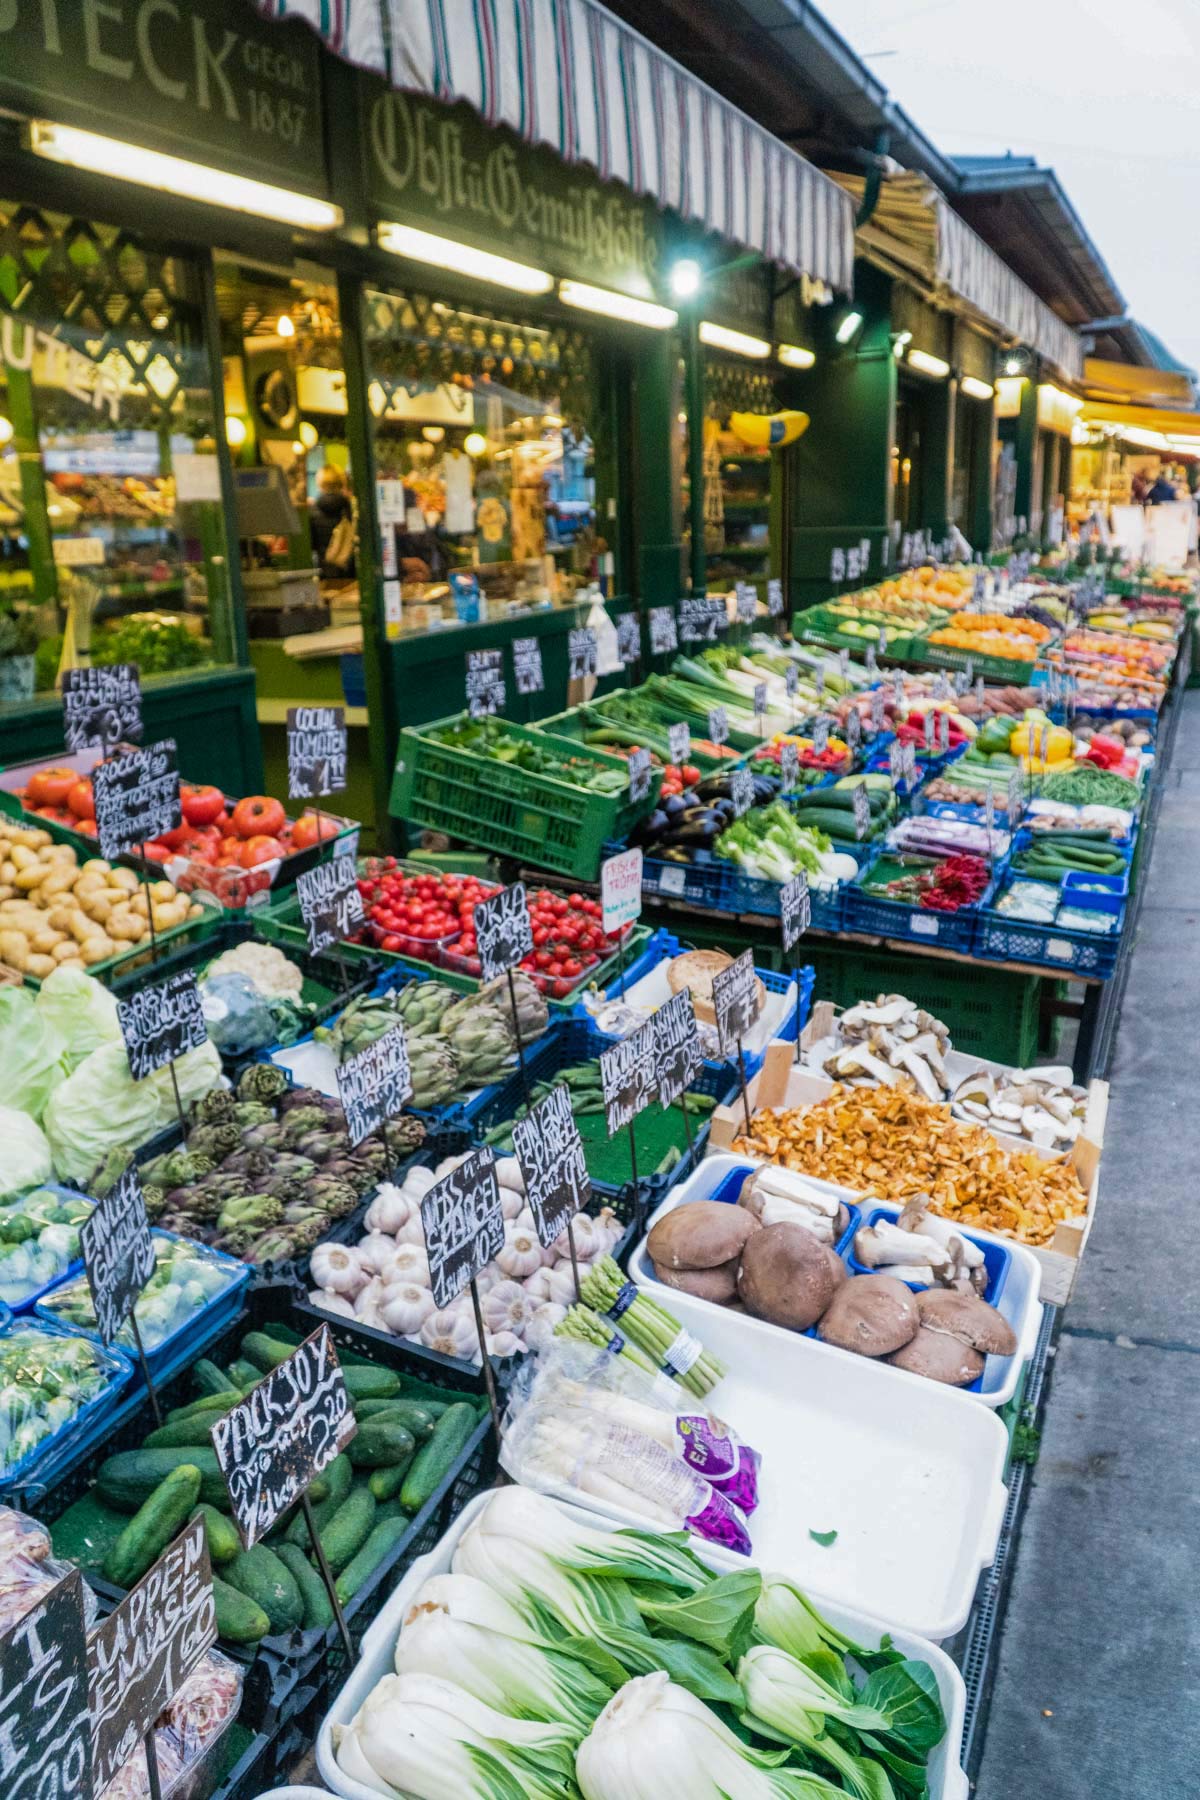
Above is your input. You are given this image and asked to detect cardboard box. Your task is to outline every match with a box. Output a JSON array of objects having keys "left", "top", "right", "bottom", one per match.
[{"left": 711, "top": 1036, "right": 1102, "bottom": 1307}]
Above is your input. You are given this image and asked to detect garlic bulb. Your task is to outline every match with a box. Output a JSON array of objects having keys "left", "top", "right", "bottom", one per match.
[
  {"left": 378, "top": 1243, "right": 430, "bottom": 1288},
  {"left": 523, "top": 1265, "right": 558, "bottom": 1305},
  {"left": 493, "top": 1156, "right": 526, "bottom": 1196},
  {"left": 364, "top": 1185, "right": 411, "bottom": 1234},
  {"left": 309, "top": 1288, "right": 355, "bottom": 1319},
  {"left": 496, "top": 1222, "right": 543, "bottom": 1281},
  {"left": 419, "top": 1307, "right": 479, "bottom": 1360},
  {"left": 401, "top": 1165, "right": 439, "bottom": 1201},
  {"left": 485, "top": 1330, "right": 525, "bottom": 1358},
  {"left": 499, "top": 1184, "right": 524, "bottom": 1221},
  {"left": 552, "top": 1211, "right": 598, "bottom": 1262},
  {"left": 309, "top": 1242, "right": 367, "bottom": 1296},
  {"left": 381, "top": 1283, "right": 435, "bottom": 1336},
  {"left": 394, "top": 1209, "right": 428, "bottom": 1247},
  {"left": 354, "top": 1276, "right": 387, "bottom": 1318},
  {"left": 481, "top": 1279, "right": 534, "bottom": 1339},
  {"left": 524, "top": 1301, "right": 567, "bottom": 1351},
  {"left": 545, "top": 1263, "right": 579, "bottom": 1307},
  {"left": 358, "top": 1230, "right": 401, "bottom": 1274}
]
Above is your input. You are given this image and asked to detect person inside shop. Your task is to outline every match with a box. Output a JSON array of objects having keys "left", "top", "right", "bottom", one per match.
[
  {"left": 391, "top": 483, "right": 449, "bottom": 583},
  {"left": 1147, "top": 467, "right": 1179, "bottom": 504},
  {"left": 310, "top": 464, "right": 356, "bottom": 578},
  {"left": 1130, "top": 471, "right": 1151, "bottom": 505}
]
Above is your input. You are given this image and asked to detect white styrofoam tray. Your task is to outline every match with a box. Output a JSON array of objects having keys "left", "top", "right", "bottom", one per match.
[
  {"left": 316, "top": 1489, "right": 970, "bottom": 1800},
  {"left": 595, "top": 962, "right": 797, "bottom": 1060},
  {"left": 633, "top": 1153, "right": 1043, "bottom": 1410}
]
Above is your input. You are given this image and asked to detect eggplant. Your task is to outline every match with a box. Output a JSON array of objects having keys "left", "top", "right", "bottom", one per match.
[
  {"left": 662, "top": 792, "right": 691, "bottom": 817},
  {"left": 631, "top": 809, "right": 670, "bottom": 845}
]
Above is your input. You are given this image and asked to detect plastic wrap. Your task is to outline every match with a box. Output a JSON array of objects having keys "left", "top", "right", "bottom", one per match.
[
  {"left": 0, "top": 1317, "right": 130, "bottom": 1484},
  {"left": 501, "top": 1341, "right": 758, "bottom": 1552},
  {"left": 0, "top": 1505, "right": 98, "bottom": 1636},
  {"left": 98, "top": 1651, "right": 243, "bottom": 1800},
  {"left": 38, "top": 1235, "right": 243, "bottom": 1355}
]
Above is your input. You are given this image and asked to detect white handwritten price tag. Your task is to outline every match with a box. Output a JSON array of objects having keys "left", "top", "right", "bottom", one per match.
[
  {"left": 601, "top": 847, "right": 644, "bottom": 935},
  {"left": 668, "top": 721, "right": 690, "bottom": 766}
]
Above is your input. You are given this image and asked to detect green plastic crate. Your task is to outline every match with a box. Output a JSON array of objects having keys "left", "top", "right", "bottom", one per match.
[
  {"left": 389, "top": 713, "right": 662, "bottom": 880},
  {"left": 920, "top": 642, "right": 1044, "bottom": 684},
  {"left": 539, "top": 701, "right": 734, "bottom": 771},
  {"left": 803, "top": 941, "right": 1044, "bottom": 1067}
]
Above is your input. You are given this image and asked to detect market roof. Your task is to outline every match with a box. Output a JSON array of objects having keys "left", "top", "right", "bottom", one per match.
[
  {"left": 952, "top": 156, "right": 1126, "bottom": 326},
  {"left": 249, "top": 0, "right": 857, "bottom": 294},
  {"left": 829, "top": 171, "right": 1082, "bottom": 380},
  {"left": 1084, "top": 316, "right": 1197, "bottom": 381}
]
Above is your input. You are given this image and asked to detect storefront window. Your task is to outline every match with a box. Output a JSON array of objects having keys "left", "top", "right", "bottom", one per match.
[
  {"left": 680, "top": 358, "right": 778, "bottom": 592},
  {"left": 0, "top": 202, "right": 232, "bottom": 707},
  {"left": 363, "top": 288, "right": 599, "bottom": 637}
]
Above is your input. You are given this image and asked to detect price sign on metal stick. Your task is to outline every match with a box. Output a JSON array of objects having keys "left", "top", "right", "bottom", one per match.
[
  {"left": 601, "top": 1021, "right": 656, "bottom": 1224},
  {"left": 93, "top": 740, "right": 181, "bottom": 862},
  {"left": 211, "top": 1325, "right": 357, "bottom": 1657},
  {"left": 852, "top": 781, "right": 871, "bottom": 840},
  {"left": 712, "top": 950, "right": 759, "bottom": 1132},
  {"left": 0, "top": 1570, "right": 93, "bottom": 1800},
  {"left": 766, "top": 577, "right": 784, "bottom": 618},
  {"left": 627, "top": 746, "right": 653, "bottom": 804},
  {"left": 649, "top": 606, "right": 678, "bottom": 655},
  {"left": 336, "top": 1022, "right": 412, "bottom": 1176},
  {"left": 81, "top": 1163, "right": 161, "bottom": 1424},
  {"left": 654, "top": 988, "right": 702, "bottom": 1114},
  {"left": 708, "top": 705, "right": 729, "bottom": 746},
  {"left": 63, "top": 663, "right": 142, "bottom": 753},
  {"left": 668, "top": 721, "right": 691, "bottom": 767},
  {"left": 779, "top": 740, "right": 800, "bottom": 793},
  {"left": 513, "top": 1086, "right": 591, "bottom": 1298},
  {"left": 296, "top": 852, "right": 364, "bottom": 957},
  {"left": 616, "top": 612, "right": 642, "bottom": 672},
  {"left": 474, "top": 883, "right": 536, "bottom": 1104},
  {"left": 600, "top": 847, "right": 643, "bottom": 996},
  {"left": 779, "top": 872, "right": 811, "bottom": 1065},
  {"left": 88, "top": 1518, "right": 216, "bottom": 1800},
  {"left": 419, "top": 1148, "right": 506, "bottom": 1440},
  {"left": 118, "top": 968, "right": 205, "bottom": 1128},
  {"left": 730, "top": 767, "right": 755, "bottom": 818}
]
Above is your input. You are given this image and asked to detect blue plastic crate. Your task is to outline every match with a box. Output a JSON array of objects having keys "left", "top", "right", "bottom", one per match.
[
  {"left": 972, "top": 904, "right": 1122, "bottom": 977},
  {"left": 914, "top": 795, "right": 1027, "bottom": 832},
  {"left": 36, "top": 1232, "right": 251, "bottom": 1383},
  {"left": 0, "top": 1314, "right": 133, "bottom": 1495},
  {"left": 846, "top": 849, "right": 997, "bottom": 954},
  {"left": 1061, "top": 869, "right": 1128, "bottom": 912},
  {"left": 639, "top": 848, "right": 851, "bottom": 933},
  {"left": 1011, "top": 822, "right": 1136, "bottom": 864},
  {"left": 705, "top": 1162, "right": 860, "bottom": 1257}
]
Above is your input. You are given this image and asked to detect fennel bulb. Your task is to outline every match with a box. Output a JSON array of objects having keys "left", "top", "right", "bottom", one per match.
[
  {"left": 337, "top": 1672, "right": 581, "bottom": 1799},
  {"left": 575, "top": 1673, "right": 844, "bottom": 1800}
]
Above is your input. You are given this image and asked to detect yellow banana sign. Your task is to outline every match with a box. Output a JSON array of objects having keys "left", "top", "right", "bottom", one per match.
[{"left": 729, "top": 409, "right": 810, "bottom": 448}]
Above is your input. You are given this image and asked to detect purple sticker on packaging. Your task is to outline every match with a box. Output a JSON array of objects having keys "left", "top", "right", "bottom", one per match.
[
  {"left": 685, "top": 1488, "right": 753, "bottom": 1557},
  {"left": 676, "top": 1417, "right": 761, "bottom": 1514}
]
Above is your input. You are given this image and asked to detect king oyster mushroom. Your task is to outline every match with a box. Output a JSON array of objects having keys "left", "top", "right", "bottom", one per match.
[
  {"left": 855, "top": 1220, "right": 951, "bottom": 1271},
  {"left": 840, "top": 995, "right": 913, "bottom": 1029}
]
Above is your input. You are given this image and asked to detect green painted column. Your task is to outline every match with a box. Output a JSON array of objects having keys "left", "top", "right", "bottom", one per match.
[
  {"left": 968, "top": 394, "right": 997, "bottom": 556},
  {"left": 682, "top": 309, "right": 706, "bottom": 596},
  {"left": 3, "top": 355, "right": 56, "bottom": 610},
  {"left": 197, "top": 251, "right": 248, "bottom": 670},
  {"left": 631, "top": 331, "right": 683, "bottom": 608}
]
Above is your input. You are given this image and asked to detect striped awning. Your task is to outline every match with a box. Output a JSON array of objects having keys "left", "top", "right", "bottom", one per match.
[
  {"left": 831, "top": 172, "right": 1083, "bottom": 380},
  {"left": 253, "top": 0, "right": 857, "bottom": 293}
]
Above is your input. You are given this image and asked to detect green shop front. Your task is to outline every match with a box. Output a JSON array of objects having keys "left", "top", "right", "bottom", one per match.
[{"left": 0, "top": 0, "right": 855, "bottom": 840}]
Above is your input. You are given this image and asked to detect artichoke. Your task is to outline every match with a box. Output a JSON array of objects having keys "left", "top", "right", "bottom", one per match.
[
  {"left": 190, "top": 1153, "right": 216, "bottom": 1178},
  {"left": 236, "top": 1063, "right": 289, "bottom": 1103},
  {"left": 221, "top": 1149, "right": 274, "bottom": 1180},
  {"left": 216, "top": 1193, "right": 284, "bottom": 1255},
  {"left": 289, "top": 1214, "right": 334, "bottom": 1253},
  {"left": 241, "top": 1121, "right": 286, "bottom": 1150},
  {"left": 232, "top": 1101, "right": 275, "bottom": 1127},
  {"left": 394, "top": 981, "right": 458, "bottom": 1037},
  {"left": 408, "top": 1038, "right": 461, "bottom": 1110},
  {"left": 478, "top": 969, "right": 549, "bottom": 1038},
  {"left": 187, "top": 1122, "right": 242, "bottom": 1160},
  {"left": 280, "top": 1105, "right": 333, "bottom": 1138},
  {"left": 444, "top": 1006, "right": 516, "bottom": 1088},
  {"left": 243, "top": 1229, "right": 297, "bottom": 1264},
  {"left": 193, "top": 1088, "right": 238, "bottom": 1124},
  {"left": 310, "top": 1177, "right": 359, "bottom": 1219},
  {"left": 279, "top": 1085, "right": 339, "bottom": 1113},
  {"left": 142, "top": 1184, "right": 167, "bottom": 1220}
]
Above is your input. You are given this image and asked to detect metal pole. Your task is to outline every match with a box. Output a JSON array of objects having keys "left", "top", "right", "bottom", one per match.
[
  {"left": 129, "top": 1314, "right": 162, "bottom": 1429},
  {"left": 506, "top": 967, "right": 532, "bottom": 1110},
  {"left": 301, "top": 1489, "right": 355, "bottom": 1662},
  {"left": 469, "top": 1277, "right": 505, "bottom": 1454}
]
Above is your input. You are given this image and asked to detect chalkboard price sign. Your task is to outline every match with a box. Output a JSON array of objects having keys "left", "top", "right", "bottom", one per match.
[
  {"left": 785, "top": 663, "right": 799, "bottom": 699},
  {"left": 668, "top": 720, "right": 690, "bottom": 766},
  {"left": 871, "top": 687, "right": 886, "bottom": 733},
  {"left": 707, "top": 705, "right": 728, "bottom": 746},
  {"left": 568, "top": 627, "right": 598, "bottom": 681},
  {"left": 845, "top": 708, "right": 862, "bottom": 750},
  {"left": 616, "top": 613, "right": 642, "bottom": 668},
  {"left": 512, "top": 637, "right": 545, "bottom": 696},
  {"left": 753, "top": 681, "right": 768, "bottom": 720},
  {"left": 653, "top": 987, "right": 701, "bottom": 1109},
  {"left": 0, "top": 1570, "right": 93, "bottom": 1800},
  {"left": 601, "top": 1020, "right": 656, "bottom": 1134},
  {"left": 627, "top": 746, "right": 653, "bottom": 803},
  {"left": 852, "top": 781, "right": 871, "bottom": 840},
  {"left": 88, "top": 1516, "right": 216, "bottom": 1796},
  {"left": 296, "top": 853, "right": 364, "bottom": 957},
  {"left": 80, "top": 1163, "right": 156, "bottom": 1347},
  {"left": 712, "top": 949, "right": 758, "bottom": 1055},
  {"left": 93, "top": 739, "right": 181, "bottom": 860},
  {"left": 779, "top": 740, "right": 800, "bottom": 793},
  {"left": 736, "top": 583, "right": 757, "bottom": 623},
  {"left": 680, "top": 597, "right": 722, "bottom": 644},
  {"left": 117, "top": 969, "right": 207, "bottom": 1083},
  {"left": 811, "top": 716, "right": 830, "bottom": 757},
  {"left": 286, "top": 704, "right": 347, "bottom": 799},
  {"left": 512, "top": 1085, "right": 591, "bottom": 1248},
  {"left": 62, "top": 663, "right": 142, "bottom": 753},
  {"left": 780, "top": 873, "right": 810, "bottom": 952},
  {"left": 766, "top": 577, "right": 784, "bottom": 617},
  {"left": 336, "top": 1023, "right": 413, "bottom": 1149},
  {"left": 420, "top": 1146, "right": 506, "bottom": 1311},
  {"left": 649, "top": 606, "right": 678, "bottom": 655},
  {"left": 466, "top": 648, "right": 506, "bottom": 717},
  {"left": 729, "top": 767, "right": 754, "bottom": 818},
  {"left": 474, "top": 881, "right": 534, "bottom": 981},
  {"left": 210, "top": 1325, "right": 356, "bottom": 1548}
]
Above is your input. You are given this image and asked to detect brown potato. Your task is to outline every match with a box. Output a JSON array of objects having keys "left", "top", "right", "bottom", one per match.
[
  {"left": 25, "top": 953, "right": 55, "bottom": 978},
  {"left": 0, "top": 931, "right": 28, "bottom": 970}
]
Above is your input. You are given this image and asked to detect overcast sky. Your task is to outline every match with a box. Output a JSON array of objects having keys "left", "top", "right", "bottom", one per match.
[{"left": 817, "top": 0, "right": 1200, "bottom": 374}]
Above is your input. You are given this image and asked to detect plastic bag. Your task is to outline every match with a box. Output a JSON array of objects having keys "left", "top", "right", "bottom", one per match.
[
  {"left": 0, "top": 1505, "right": 99, "bottom": 1637},
  {"left": 97, "top": 1651, "right": 243, "bottom": 1800},
  {"left": 199, "top": 972, "right": 278, "bottom": 1055}
]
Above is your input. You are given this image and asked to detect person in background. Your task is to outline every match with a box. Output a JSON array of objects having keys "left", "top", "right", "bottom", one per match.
[
  {"left": 1130, "top": 471, "right": 1151, "bottom": 504},
  {"left": 310, "top": 464, "right": 356, "bottom": 577},
  {"left": 1147, "top": 467, "right": 1179, "bottom": 504}
]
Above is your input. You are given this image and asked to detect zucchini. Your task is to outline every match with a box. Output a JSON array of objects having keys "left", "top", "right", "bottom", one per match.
[
  {"left": 340, "top": 1365, "right": 401, "bottom": 1401},
  {"left": 367, "top": 1453, "right": 416, "bottom": 1503},
  {"left": 240, "top": 1331, "right": 297, "bottom": 1373},
  {"left": 102, "top": 1465, "right": 202, "bottom": 1589},
  {"left": 274, "top": 1543, "right": 334, "bottom": 1630},
  {"left": 97, "top": 1448, "right": 229, "bottom": 1513},
  {"left": 212, "top": 1574, "right": 270, "bottom": 1644},
  {"left": 192, "top": 1358, "right": 238, "bottom": 1397},
  {"left": 334, "top": 1519, "right": 409, "bottom": 1607},
  {"left": 225, "top": 1543, "right": 304, "bottom": 1633},
  {"left": 348, "top": 1419, "right": 415, "bottom": 1470},
  {"left": 284, "top": 1454, "right": 353, "bottom": 1548},
  {"left": 399, "top": 1403, "right": 477, "bottom": 1513},
  {"left": 191, "top": 1504, "right": 240, "bottom": 1566},
  {"left": 319, "top": 1487, "right": 376, "bottom": 1575}
]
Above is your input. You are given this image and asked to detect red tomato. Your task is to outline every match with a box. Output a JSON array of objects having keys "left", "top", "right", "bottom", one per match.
[
  {"left": 26, "top": 766, "right": 77, "bottom": 808},
  {"left": 180, "top": 783, "right": 225, "bottom": 827},
  {"left": 381, "top": 933, "right": 403, "bottom": 952},
  {"left": 239, "top": 835, "right": 284, "bottom": 868},
  {"left": 231, "top": 794, "right": 286, "bottom": 840},
  {"left": 66, "top": 778, "right": 95, "bottom": 821}
]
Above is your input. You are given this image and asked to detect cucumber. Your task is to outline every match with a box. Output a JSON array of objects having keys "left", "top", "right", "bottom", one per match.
[
  {"left": 191, "top": 1504, "right": 240, "bottom": 1566},
  {"left": 348, "top": 1419, "right": 415, "bottom": 1469},
  {"left": 275, "top": 1543, "right": 334, "bottom": 1630},
  {"left": 212, "top": 1574, "right": 270, "bottom": 1644},
  {"left": 373, "top": 1497, "right": 409, "bottom": 1523},
  {"left": 340, "top": 1365, "right": 401, "bottom": 1401},
  {"left": 97, "top": 1448, "right": 229, "bottom": 1513},
  {"left": 354, "top": 1397, "right": 446, "bottom": 1429},
  {"left": 225, "top": 1543, "right": 304, "bottom": 1633},
  {"left": 102, "top": 1465, "right": 202, "bottom": 1589},
  {"left": 334, "top": 1519, "right": 409, "bottom": 1607},
  {"left": 399, "top": 1404, "right": 477, "bottom": 1513},
  {"left": 226, "top": 1359, "right": 263, "bottom": 1390},
  {"left": 319, "top": 1487, "right": 377, "bottom": 1575},
  {"left": 367, "top": 1451, "right": 417, "bottom": 1503},
  {"left": 144, "top": 1411, "right": 233, "bottom": 1450},
  {"left": 240, "top": 1331, "right": 297, "bottom": 1373},
  {"left": 166, "top": 1392, "right": 240, "bottom": 1424},
  {"left": 284, "top": 1454, "right": 353, "bottom": 1548},
  {"left": 192, "top": 1358, "right": 239, "bottom": 1397}
]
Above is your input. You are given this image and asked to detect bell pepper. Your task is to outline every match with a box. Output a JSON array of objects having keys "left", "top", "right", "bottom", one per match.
[{"left": 1086, "top": 735, "right": 1126, "bottom": 769}]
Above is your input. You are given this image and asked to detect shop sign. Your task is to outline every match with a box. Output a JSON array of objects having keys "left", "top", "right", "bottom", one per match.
[
  {"left": 367, "top": 86, "right": 663, "bottom": 298},
  {"left": 0, "top": 0, "right": 328, "bottom": 197},
  {"left": 1, "top": 318, "right": 121, "bottom": 422}
]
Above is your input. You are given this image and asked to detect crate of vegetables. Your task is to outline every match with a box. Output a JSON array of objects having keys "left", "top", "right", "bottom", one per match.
[
  {"left": 389, "top": 713, "right": 662, "bottom": 880},
  {"left": 846, "top": 848, "right": 997, "bottom": 953},
  {"left": 0, "top": 1312, "right": 133, "bottom": 1494},
  {"left": 0, "top": 1183, "right": 94, "bottom": 1315}
]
